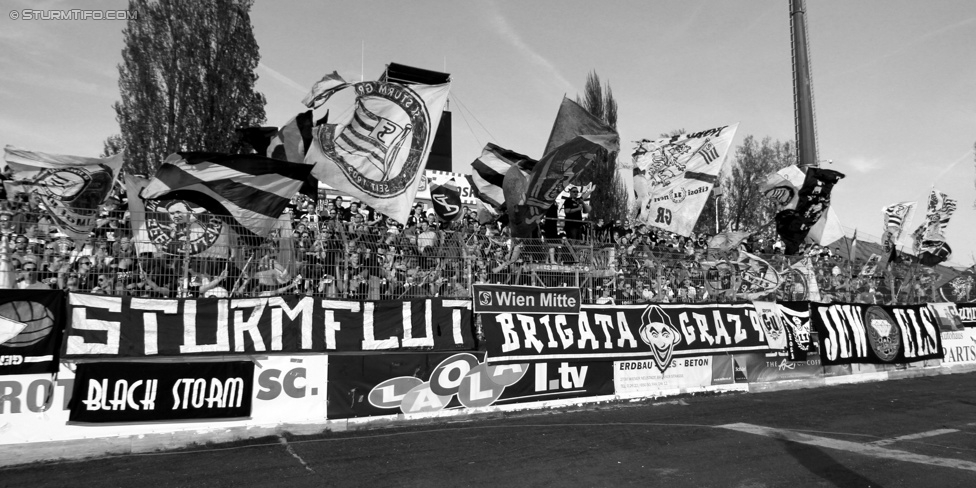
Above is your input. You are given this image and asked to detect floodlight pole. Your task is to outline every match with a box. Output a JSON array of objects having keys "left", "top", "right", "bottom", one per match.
[{"left": 791, "top": 0, "right": 819, "bottom": 172}]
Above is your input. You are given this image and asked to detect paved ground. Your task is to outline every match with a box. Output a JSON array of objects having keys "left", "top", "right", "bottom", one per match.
[{"left": 3, "top": 372, "right": 976, "bottom": 487}]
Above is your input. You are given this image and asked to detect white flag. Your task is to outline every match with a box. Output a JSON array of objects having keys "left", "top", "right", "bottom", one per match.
[
  {"left": 633, "top": 123, "right": 738, "bottom": 236},
  {"left": 306, "top": 81, "right": 450, "bottom": 224}
]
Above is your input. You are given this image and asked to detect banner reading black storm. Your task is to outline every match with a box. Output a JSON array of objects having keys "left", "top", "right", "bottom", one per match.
[
  {"left": 810, "top": 303, "right": 943, "bottom": 366},
  {"left": 68, "top": 361, "right": 253, "bottom": 423},
  {"left": 62, "top": 294, "right": 473, "bottom": 358},
  {"left": 482, "top": 303, "right": 771, "bottom": 374},
  {"left": 0, "top": 290, "right": 65, "bottom": 375}
]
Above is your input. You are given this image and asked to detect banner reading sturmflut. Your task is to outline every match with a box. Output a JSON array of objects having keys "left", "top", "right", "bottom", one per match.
[
  {"left": 633, "top": 123, "right": 738, "bottom": 236},
  {"left": 62, "top": 294, "right": 473, "bottom": 358}
]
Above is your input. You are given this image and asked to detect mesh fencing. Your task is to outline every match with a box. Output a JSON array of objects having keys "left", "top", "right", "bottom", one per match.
[{"left": 0, "top": 210, "right": 964, "bottom": 305}]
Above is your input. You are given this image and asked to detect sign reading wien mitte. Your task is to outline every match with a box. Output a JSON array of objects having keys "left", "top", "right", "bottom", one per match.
[{"left": 472, "top": 284, "right": 581, "bottom": 314}]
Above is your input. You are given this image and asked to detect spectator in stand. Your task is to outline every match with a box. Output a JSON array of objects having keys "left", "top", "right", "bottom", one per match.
[{"left": 562, "top": 187, "right": 590, "bottom": 240}]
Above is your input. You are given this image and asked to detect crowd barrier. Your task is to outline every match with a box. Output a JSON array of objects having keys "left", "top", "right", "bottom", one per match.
[
  {"left": 1, "top": 287, "right": 974, "bottom": 466},
  {"left": 3, "top": 211, "right": 967, "bottom": 306}
]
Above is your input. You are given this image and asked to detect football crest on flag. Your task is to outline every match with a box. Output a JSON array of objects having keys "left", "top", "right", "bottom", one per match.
[{"left": 308, "top": 81, "right": 450, "bottom": 224}]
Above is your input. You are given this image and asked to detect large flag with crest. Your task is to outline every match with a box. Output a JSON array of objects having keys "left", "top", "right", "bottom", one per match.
[
  {"left": 142, "top": 152, "right": 313, "bottom": 238},
  {"left": 125, "top": 174, "right": 232, "bottom": 257},
  {"left": 306, "top": 81, "right": 450, "bottom": 224},
  {"left": 2, "top": 146, "right": 123, "bottom": 242},
  {"left": 633, "top": 123, "right": 738, "bottom": 236}
]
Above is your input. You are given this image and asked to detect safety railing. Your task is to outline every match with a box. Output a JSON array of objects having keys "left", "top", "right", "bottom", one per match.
[{"left": 0, "top": 210, "right": 962, "bottom": 305}]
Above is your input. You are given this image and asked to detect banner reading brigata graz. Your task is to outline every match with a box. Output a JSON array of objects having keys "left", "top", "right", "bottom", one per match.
[
  {"left": 62, "top": 294, "right": 473, "bottom": 358},
  {"left": 810, "top": 303, "right": 943, "bottom": 366},
  {"left": 472, "top": 284, "right": 581, "bottom": 314},
  {"left": 483, "top": 303, "right": 771, "bottom": 375}
]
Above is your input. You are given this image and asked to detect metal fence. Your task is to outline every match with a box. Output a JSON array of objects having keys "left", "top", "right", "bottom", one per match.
[{"left": 0, "top": 209, "right": 965, "bottom": 305}]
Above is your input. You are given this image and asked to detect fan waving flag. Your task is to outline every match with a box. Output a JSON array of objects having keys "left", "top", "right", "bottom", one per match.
[
  {"left": 306, "top": 80, "right": 450, "bottom": 224},
  {"left": 2, "top": 145, "right": 123, "bottom": 242},
  {"left": 633, "top": 123, "right": 738, "bottom": 236},
  {"left": 142, "top": 152, "right": 313, "bottom": 238},
  {"left": 514, "top": 97, "right": 619, "bottom": 234}
]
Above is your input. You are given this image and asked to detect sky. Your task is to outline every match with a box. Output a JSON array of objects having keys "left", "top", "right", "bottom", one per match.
[{"left": 1, "top": 0, "right": 975, "bottom": 264}]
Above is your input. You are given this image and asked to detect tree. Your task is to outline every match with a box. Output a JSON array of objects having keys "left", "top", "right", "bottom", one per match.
[
  {"left": 101, "top": 134, "right": 125, "bottom": 158},
  {"left": 574, "top": 71, "right": 629, "bottom": 223},
  {"left": 113, "top": 0, "right": 266, "bottom": 175},
  {"left": 722, "top": 135, "right": 796, "bottom": 232}
]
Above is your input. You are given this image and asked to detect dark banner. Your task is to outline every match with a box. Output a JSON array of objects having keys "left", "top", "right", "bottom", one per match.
[
  {"left": 483, "top": 303, "right": 770, "bottom": 375},
  {"left": 68, "top": 361, "right": 253, "bottom": 423},
  {"left": 472, "top": 284, "right": 581, "bottom": 314},
  {"left": 0, "top": 290, "right": 65, "bottom": 375},
  {"left": 810, "top": 303, "right": 943, "bottom": 366},
  {"left": 327, "top": 352, "right": 612, "bottom": 419},
  {"left": 956, "top": 303, "right": 976, "bottom": 328},
  {"left": 62, "top": 294, "right": 473, "bottom": 358}
]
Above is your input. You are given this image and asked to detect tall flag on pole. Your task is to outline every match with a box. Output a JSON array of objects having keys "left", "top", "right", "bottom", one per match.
[
  {"left": 306, "top": 80, "right": 451, "bottom": 224},
  {"left": 514, "top": 98, "right": 618, "bottom": 235},
  {"left": 633, "top": 124, "right": 738, "bottom": 236},
  {"left": 468, "top": 143, "right": 536, "bottom": 212},
  {"left": 774, "top": 167, "right": 845, "bottom": 255},
  {"left": 912, "top": 189, "right": 956, "bottom": 266},
  {"left": 142, "top": 152, "right": 313, "bottom": 238},
  {"left": 2, "top": 146, "right": 123, "bottom": 242}
]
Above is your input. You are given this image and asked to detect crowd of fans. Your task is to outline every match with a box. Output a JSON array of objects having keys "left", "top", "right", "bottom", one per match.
[{"left": 0, "top": 179, "right": 963, "bottom": 305}]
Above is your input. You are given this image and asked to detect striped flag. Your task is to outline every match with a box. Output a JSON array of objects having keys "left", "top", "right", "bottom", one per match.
[
  {"left": 881, "top": 201, "right": 916, "bottom": 239},
  {"left": 142, "top": 152, "right": 313, "bottom": 238},
  {"left": 469, "top": 143, "right": 537, "bottom": 211},
  {"left": 697, "top": 139, "right": 719, "bottom": 164}
]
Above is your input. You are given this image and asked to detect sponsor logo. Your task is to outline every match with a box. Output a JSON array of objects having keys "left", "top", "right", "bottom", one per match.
[
  {"left": 367, "top": 353, "right": 529, "bottom": 413},
  {"left": 638, "top": 305, "right": 682, "bottom": 374},
  {"left": 864, "top": 306, "right": 900, "bottom": 362},
  {"left": 256, "top": 364, "right": 316, "bottom": 400}
]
